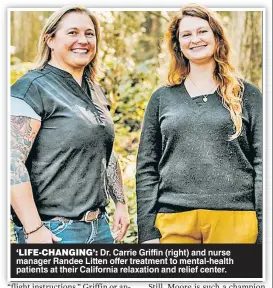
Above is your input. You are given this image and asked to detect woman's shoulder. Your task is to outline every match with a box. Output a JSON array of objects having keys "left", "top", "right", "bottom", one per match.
[
  {"left": 11, "top": 69, "right": 48, "bottom": 98},
  {"left": 151, "top": 84, "right": 181, "bottom": 99},
  {"left": 242, "top": 80, "right": 262, "bottom": 95},
  {"left": 89, "top": 81, "right": 111, "bottom": 110},
  {"left": 241, "top": 80, "right": 262, "bottom": 113}
]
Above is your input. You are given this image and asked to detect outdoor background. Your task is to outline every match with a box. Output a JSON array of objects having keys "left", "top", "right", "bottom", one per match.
[{"left": 10, "top": 9, "right": 263, "bottom": 244}]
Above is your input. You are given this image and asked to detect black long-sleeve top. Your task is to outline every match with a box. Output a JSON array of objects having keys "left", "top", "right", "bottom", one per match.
[{"left": 136, "top": 81, "right": 262, "bottom": 244}]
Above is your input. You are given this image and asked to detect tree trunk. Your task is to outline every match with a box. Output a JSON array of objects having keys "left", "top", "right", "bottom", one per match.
[
  {"left": 11, "top": 11, "right": 51, "bottom": 63},
  {"left": 239, "top": 12, "right": 263, "bottom": 89},
  {"left": 229, "top": 11, "right": 262, "bottom": 89}
]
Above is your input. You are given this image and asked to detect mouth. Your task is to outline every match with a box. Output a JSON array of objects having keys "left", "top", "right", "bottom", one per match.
[
  {"left": 190, "top": 45, "right": 207, "bottom": 50},
  {"left": 71, "top": 49, "right": 89, "bottom": 54}
]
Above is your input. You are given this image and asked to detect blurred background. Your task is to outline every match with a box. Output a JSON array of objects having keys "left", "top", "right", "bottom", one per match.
[{"left": 10, "top": 9, "right": 262, "bottom": 244}]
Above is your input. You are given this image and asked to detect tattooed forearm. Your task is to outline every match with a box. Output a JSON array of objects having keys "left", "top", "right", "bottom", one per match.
[
  {"left": 106, "top": 153, "right": 126, "bottom": 204},
  {"left": 10, "top": 116, "right": 40, "bottom": 186}
]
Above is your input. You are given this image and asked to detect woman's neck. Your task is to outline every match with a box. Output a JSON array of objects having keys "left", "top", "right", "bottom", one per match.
[
  {"left": 48, "top": 60, "right": 84, "bottom": 87},
  {"left": 184, "top": 60, "right": 218, "bottom": 97},
  {"left": 188, "top": 60, "right": 216, "bottom": 84}
]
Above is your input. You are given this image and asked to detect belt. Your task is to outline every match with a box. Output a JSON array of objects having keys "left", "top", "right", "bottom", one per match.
[{"left": 51, "top": 208, "right": 101, "bottom": 223}]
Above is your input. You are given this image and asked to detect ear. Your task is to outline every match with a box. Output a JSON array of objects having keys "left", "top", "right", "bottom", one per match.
[{"left": 46, "top": 35, "right": 54, "bottom": 49}]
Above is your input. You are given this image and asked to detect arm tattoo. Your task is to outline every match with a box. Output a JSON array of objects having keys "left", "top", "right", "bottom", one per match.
[
  {"left": 10, "top": 116, "right": 37, "bottom": 185},
  {"left": 106, "top": 153, "right": 126, "bottom": 204}
]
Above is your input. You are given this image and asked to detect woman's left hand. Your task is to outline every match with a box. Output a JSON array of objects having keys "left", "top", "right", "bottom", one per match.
[{"left": 112, "top": 202, "right": 130, "bottom": 242}]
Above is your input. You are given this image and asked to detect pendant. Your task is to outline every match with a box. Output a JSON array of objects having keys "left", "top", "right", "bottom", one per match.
[{"left": 203, "top": 95, "right": 208, "bottom": 103}]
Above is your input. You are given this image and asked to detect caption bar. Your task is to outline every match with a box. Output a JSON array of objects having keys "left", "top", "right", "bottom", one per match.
[{"left": 10, "top": 244, "right": 262, "bottom": 278}]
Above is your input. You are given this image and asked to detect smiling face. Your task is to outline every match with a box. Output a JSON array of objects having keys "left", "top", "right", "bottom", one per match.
[
  {"left": 47, "top": 12, "right": 97, "bottom": 73},
  {"left": 178, "top": 16, "right": 216, "bottom": 64}
]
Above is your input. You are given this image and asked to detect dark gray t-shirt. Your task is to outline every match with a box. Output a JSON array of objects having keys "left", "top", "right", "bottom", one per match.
[{"left": 11, "top": 64, "right": 115, "bottom": 224}]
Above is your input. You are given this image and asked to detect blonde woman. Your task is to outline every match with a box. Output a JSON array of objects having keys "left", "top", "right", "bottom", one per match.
[
  {"left": 10, "top": 5, "right": 129, "bottom": 243},
  {"left": 136, "top": 4, "right": 262, "bottom": 244}
]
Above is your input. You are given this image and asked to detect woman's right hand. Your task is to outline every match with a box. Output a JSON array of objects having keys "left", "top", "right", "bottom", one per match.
[
  {"left": 26, "top": 226, "right": 62, "bottom": 243},
  {"left": 142, "top": 238, "right": 160, "bottom": 244}
]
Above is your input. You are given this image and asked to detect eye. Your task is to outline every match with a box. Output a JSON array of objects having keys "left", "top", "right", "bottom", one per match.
[
  {"left": 68, "top": 31, "right": 77, "bottom": 35},
  {"left": 199, "top": 30, "right": 208, "bottom": 34},
  {"left": 181, "top": 33, "right": 191, "bottom": 38},
  {"left": 86, "top": 32, "right": 95, "bottom": 37}
]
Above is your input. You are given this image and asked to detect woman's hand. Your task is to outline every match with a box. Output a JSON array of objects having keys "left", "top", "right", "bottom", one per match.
[
  {"left": 26, "top": 225, "right": 62, "bottom": 243},
  {"left": 112, "top": 202, "right": 130, "bottom": 242},
  {"left": 142, "top": 238, "right": 160, "bottom": 244}
]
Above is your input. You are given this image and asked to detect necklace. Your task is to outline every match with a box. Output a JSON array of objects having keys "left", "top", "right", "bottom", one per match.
[{"left": 188, "top": 76, "right": 218, "bottom": 103}]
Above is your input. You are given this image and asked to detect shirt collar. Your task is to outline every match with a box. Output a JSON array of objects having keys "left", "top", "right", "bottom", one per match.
[
  {"left": 44, "top": 63, "right": 94, "bottom": 90},
  {"left": 44, "top": 63, "right": 73, "bottom": 78}
]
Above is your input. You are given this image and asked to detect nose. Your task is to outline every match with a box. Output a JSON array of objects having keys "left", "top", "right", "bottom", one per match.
[
  {"left": 191, "top": 34, "right": 201, "bottom": 44},
  {"left": 77, "top": 34, "right": 88, "bottom": 44}
]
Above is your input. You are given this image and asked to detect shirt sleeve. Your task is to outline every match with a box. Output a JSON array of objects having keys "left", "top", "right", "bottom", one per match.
[
  {"left": 243, "top": 82, "right": 263, "bottom": 244},
  {"left": 10, "top": 72, "right": 45, "bottom": 118},
  {"left": 10, "top": 97, "right": 41, "bottom": 121},
  {"left": 136, "top": 89, "right": 162, "bottom": 243}
]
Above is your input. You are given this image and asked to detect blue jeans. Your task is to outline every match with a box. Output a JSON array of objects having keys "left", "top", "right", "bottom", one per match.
[{"left": 14, "top": 213, "right": 114, "bottom": 244}]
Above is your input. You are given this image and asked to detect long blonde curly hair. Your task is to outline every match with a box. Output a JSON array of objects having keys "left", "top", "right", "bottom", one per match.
[
  {"left": 33, "top": 5, "right": 100, "bottom": 83},
  {"left": 166, "top": 4, "right": 244, "bottom": 140}
]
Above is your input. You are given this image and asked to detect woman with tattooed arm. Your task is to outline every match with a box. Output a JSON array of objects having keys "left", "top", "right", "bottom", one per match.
[{"left": 10, "top": 5, "right": 129, "bottom": 243}]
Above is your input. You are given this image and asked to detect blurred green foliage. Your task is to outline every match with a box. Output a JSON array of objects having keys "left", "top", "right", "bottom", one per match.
[
  {"left": 10, "top": 10, "right": 262, "bottom": 244},
  {"left": 97, "top": 11, "right": 163, "bottom": 243}
]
